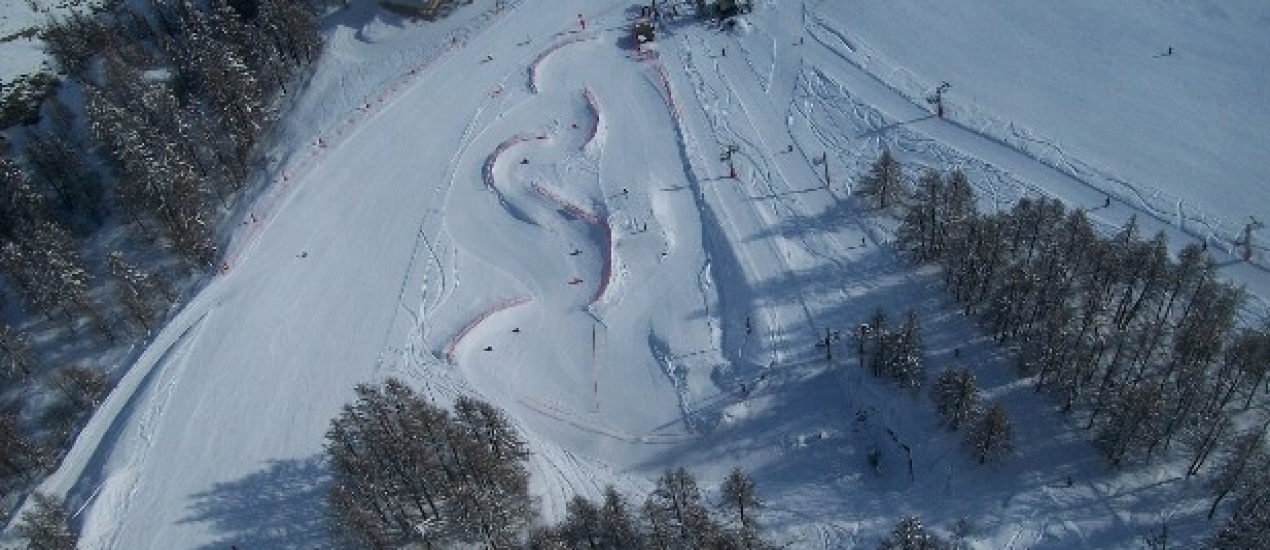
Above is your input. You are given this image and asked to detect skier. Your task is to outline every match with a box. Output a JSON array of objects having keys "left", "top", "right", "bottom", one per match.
[{"left": 578, "top": 14, "right": 586, "bottom": 30}]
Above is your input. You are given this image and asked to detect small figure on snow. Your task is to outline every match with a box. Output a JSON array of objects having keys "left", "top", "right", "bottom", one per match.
[
  {"left": 1103, "top": 195, "right": 1111, "bottom": 208},
  {"left": 299, "top": 251, "right": 308, "bottom": 258},
  {"left": 570, "top": 248, "right": 582, "bottom": 256},
  {"left": 520, "top": 158, "right": 529, "bottom": 164},
  {"left": 512, "top": 327, "right": 521, "bottom": 333},
  {"left": 578, "top": 14, "right": 586, "bottom": 30},
  {"left": 483, "top": 54, "right": 494, "bottom": 63}
]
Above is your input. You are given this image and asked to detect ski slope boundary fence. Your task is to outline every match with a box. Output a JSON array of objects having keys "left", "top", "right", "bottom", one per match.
[{"left": 443, "top": 297, "right": 531, "bottom": 364}]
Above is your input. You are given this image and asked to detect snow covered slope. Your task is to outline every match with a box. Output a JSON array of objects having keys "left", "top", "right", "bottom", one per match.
[
  {"left": 819, "top": 0, "right": 1270, "bottom": 253},
  {"left": 18, "top": 0, "right": 1269, "bottom": 548}
]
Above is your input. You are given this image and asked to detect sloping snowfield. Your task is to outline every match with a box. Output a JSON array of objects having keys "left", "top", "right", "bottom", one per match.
[{"left": 19, "top": 0, "right": 1269, "bottom": 548}]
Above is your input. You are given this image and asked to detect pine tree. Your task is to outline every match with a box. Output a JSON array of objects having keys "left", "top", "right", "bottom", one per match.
[
  {"left": 1208, "top": 429, "right": 1268, "bottom": 520},
  {"left": 597, "top": 486, "right": 644, "bottom": 549},
  {"left": 898, "top": 170, "right": 943, "bottom": 262},
  {"left": 0, "top": 323, "right": 37, "bottom": 381},
  {"left": 1210, "top": 471, "right": 1270, "bottom": 550},
  {"left": 643, "top": 468, "right": 719, "bottom": 548},
  {"left": 49, "top": 365, "right": 108, "bottom": 413},
  {"left": 559, "top": 495, "right": 603, "bottom": 549},
  {"left": 22, "top": 129, "right": 105, "bottom": 231},
  {"left": 108, "top": 252, "right": 174, "bottom": 332},
  {"left": 720, "top": 468, "right": 764, "bottom": 549},
  {"left": 885, "top": 310, "right": 926, "bottom": 391},
  {"left": 1094, "top": 383, "right": 1163, "bottom": 466},
  {"left": 858, "top": 149, "right": 906, "bottom": 209},
  {"left": 878, "top": 516, "right": 949, "bottom": 550},
  {"left": 931, "top": 368, "right": 981, "bottom": 430},
  {"left": 0, "top": 153, "right": 47, "bottom": 241},
  {"left": 1, "top": 220, "right": 98, "bottom": 330},
  {"left": 964, "top": 402, "right": 1013, "bottom": 464},
  {"left": 0, "top": 412, "right": 40, "bottom": 482},
  {"left": 15, "top": 493, "right": 77, "bottom": 550}
]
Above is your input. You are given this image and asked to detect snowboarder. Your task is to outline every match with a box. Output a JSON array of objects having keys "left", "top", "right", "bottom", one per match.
[
  {"left": 299, "top": 251, "right": 308, "bottom": 258},
  {"left": 578, "top": 14, "right": 586, "bottom": 30},
  {"left": 483, "top": 54, "right": 494, "bottom": 63},
  {"left": 570, "top": 248, "right": 582, "bottom": 256},
  {"left": 520, "top": 158, "right": 529, "bottom": 164},
  {"left": 484, "top": 346, "right": 493, "bottom": 351},
  {"left": 512, "top": 327, "right": 521, "bottom": 333}
]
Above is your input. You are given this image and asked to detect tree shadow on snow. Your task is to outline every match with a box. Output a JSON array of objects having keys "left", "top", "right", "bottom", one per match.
[{"left": 180, "top": 455, "right": 343, "bottom": 550}]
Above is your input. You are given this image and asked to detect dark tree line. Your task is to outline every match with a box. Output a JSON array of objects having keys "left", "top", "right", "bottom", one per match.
[
  {"left": 326, "top": 379, "right": 536, "bottom": 549},
  {"left": 325, "top": 378, "right": 778, "bottom": 550},
  {"left": 530, "top": 467, "right": 775, "bottom": 550},
  {"left": 889, "top": 159, "right": 1268, "bottom": 470},
  {"left": 865, "top": 153, "right": 1269, "bottom": 547},
  {"left": 855, "top": 308, "right": 1015, "bottom": 465},
  {"left": 66, "top": 0, "right": 321, "bottom": 263}
]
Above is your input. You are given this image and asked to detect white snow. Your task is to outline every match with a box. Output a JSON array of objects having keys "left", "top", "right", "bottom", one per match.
[{"left": 8, "top": 0, "right": 1269, "bottom": 548}]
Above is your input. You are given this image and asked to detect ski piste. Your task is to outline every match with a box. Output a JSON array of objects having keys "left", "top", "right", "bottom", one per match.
[{"left": 16, "top": 0, "right": 1269, "bottom": 548}]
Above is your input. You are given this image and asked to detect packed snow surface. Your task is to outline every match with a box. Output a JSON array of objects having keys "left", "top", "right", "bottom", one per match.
[{"left": 16, "top": 0, "right": 1270, "bottom": 548}]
